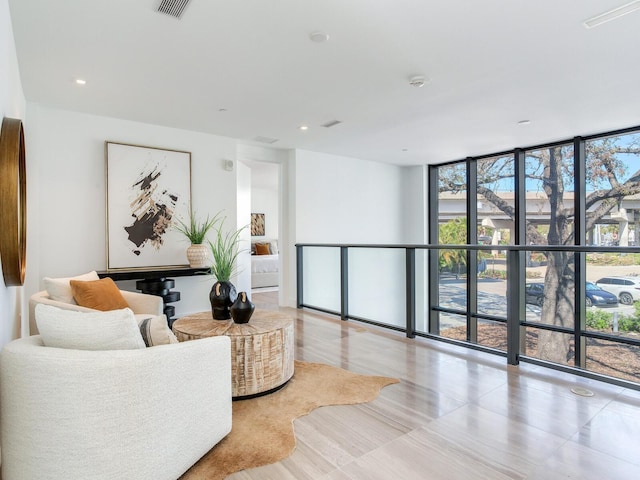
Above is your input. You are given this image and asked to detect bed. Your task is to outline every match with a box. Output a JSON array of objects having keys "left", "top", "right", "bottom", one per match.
[{"left": 251, "top": 240, "right": 279, "bottom": 288}]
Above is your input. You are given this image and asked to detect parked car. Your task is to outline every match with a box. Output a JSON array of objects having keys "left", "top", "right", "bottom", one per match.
[
  {"left": 525, "top": 283, "right": 545, "bottom": 307},
  {"left": 594, "top": 276, "right": 640, "bottom": 305},
  {"left": 585, "top": 282, "right": 619, "bottom": 307},
  {"left": 525, "top": 282, "right": 619, "bottom": 308}
]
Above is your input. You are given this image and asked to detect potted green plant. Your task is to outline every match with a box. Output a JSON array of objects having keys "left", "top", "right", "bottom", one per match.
[
  {"left": 174, "top": 212, "right": 221, "bottom": 268},
  {"left": 208, "top": 217, "right": 247, "bottom": 320}
]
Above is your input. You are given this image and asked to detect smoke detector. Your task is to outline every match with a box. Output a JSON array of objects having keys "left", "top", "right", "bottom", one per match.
[{"left": 409, "top": 75, "right": 429, "bottom": 88}]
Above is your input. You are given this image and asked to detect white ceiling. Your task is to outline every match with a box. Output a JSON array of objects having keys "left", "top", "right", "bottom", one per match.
[{"left": 8, "top": 0, "right": 640, "bottom": 166}]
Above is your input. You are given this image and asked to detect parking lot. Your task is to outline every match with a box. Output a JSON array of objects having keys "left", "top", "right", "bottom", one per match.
[{"left": 440, "top": 260, "right": 640, "bottom": 321}]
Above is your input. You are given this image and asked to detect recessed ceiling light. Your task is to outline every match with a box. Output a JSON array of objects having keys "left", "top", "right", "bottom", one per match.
[
  {"left": 75, "top": 79, "right": 86, "bottom": 85},
  {"left": 584, "top": 0, "right": 640, "bottom": 28},
  {"left": 518, "top": 120, "right": 531, "bottom": 125},
  {"left": 309, "top": 31, "right": 329, "bottom": 43},
  {"left": 402, "top": 148, "right": 409, "bottom": 152},
  {"left": 218, "top": 108, "right": 227, "bottom": 112},
  {"left": 299, "top": 125, "right": 309, "bottom": 131}
]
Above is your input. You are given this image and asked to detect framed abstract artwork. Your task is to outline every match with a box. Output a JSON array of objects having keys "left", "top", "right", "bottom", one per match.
[
  {"left": 251, "top": 213, "right": 265, "bottom": 236},
  {"left": 106, "top": 141, "right": 191, "bottom": 270}
]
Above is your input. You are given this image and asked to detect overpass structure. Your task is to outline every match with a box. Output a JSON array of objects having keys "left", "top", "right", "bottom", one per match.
[{"left": 438, "top": 191, "right": 640, "bottom": 246}]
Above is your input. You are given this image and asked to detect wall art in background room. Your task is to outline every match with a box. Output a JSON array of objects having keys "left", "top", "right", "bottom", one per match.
[
  {"left": 106, "top": 142, "right": 191, "bottom": 269},
  {"left": 251, "top": 213, "right": 265, "bottom": 236}
]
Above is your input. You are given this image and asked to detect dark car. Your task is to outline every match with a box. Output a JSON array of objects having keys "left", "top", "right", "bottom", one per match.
[
  {"left": 525, "top": 283, "right": 545, "bottom": 307},
  {"left": 525, "top": 282, "right": 618, "bottom": 308}
]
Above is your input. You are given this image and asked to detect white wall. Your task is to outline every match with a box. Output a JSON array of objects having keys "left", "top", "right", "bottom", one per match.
[
  {"left": 401, "top": 165, "right": 429, "bottom": 330},
  {"left": 401, "top": 165, "right": 428, "bottom": 244},
  {"left": 19, "top": 99, "right": 427, "bottom": 324},
  {"left": 290, "top": 149, "right": 407, "bottom": 310},
  {"left": 25, "top": 104, "right": 250, "bottom": 320},
  {"left": 235, "top": 161, "right": 252, "bottom": 296},
  {"left": 0, "top": 0, "right": 27, "bottom": 345},
  {"left": 237, "top": 144, "right": 290, "bottom": 305},
  {"left": 251, "top": 187, "right": 278, "bottom": 240},
  {"left": 239, "top": 145, "right": 281, "bottom": 242},
  {"left": 294, "top": 150, "right": 405, "bottom": 244}
]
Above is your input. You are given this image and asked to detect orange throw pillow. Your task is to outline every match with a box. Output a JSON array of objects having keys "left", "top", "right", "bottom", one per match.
[
  {"left": 70, "top": 278, "right": 129, "bottom": 311},
  {"left": 255, "top": 243, "right": 270, "bottom": 255}
]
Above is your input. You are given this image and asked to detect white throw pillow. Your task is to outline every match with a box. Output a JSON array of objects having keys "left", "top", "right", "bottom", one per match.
[
  {"left": 44, "top": 271, "right": 100, "bottom": 304},
  {"left": 136, "top": 314, "right": 178, "bottom": 347},
  {"left": 35, "top": 304, "right": 146, "bottom": 351}
]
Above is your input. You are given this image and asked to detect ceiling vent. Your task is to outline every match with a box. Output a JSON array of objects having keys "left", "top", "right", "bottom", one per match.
[
  {"left": 321, "top": 120, "right": 342, "bottom": 128},
  {"left": 157, "top": 0, "right": 192, "bottom": 19},
  {"left": 252, "top": 136, "right": 279, "bottom": 144}
]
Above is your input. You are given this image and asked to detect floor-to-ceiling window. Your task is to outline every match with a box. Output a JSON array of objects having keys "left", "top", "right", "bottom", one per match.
[
  {"left": 297, "top": 124, "right": 640, "bottom": 388},
  {"left": 474, "top": 154, "right": 515, "bottom": 351},
  {"left": 432, "top": 162, "right": 468, "bottom": 340},
  {"left": 429, "top": 126, "right": 640, "bottom": 384},
  {"left": 583, "top": 130, "right": 640, "bottom": 382},
  {"left": 523, "top": 142, "right": 577, "bottom": 366}
]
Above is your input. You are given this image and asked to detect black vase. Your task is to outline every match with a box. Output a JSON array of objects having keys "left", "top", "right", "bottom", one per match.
[
  {"left": 210, "top": 281, "right": 237, "bottom": 320},
  {"left": 230, "top": 291, "right": 255, "bottom": 324}
]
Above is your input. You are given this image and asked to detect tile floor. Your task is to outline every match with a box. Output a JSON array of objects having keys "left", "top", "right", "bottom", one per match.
[{"left": 228, "top": 293, "right": 640, "bottom": 479}]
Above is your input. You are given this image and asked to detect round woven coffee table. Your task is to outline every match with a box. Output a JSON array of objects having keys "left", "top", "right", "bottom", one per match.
[{"left": 172, "top": 310, "right": 295, "bottom": 399}]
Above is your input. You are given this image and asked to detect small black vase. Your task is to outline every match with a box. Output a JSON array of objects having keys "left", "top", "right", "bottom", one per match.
[
  {"left": 210, "top": 281, "right": 237, "bottom": 320},
  {"left": 230, "top": 291, "right": 255, "bottom": 324}
]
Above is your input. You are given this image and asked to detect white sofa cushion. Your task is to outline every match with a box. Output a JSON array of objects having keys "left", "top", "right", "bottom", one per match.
[
  {"left": 35, "top": 304, "right": 146, "bottom": 350},
  {"left": 44, "top": 271, "right": 100, "bottom": 304},
  {"left": 137, "top": 314, "right": 178, "bottom": 347}
]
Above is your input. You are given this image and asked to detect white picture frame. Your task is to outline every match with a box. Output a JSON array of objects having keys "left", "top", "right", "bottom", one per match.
[{"left": 106, "top": 141, "right": 191, "bottom": 270}]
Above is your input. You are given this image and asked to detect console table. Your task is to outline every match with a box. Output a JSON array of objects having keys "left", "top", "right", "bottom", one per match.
[{"left": 97, "top": 267, "right": 211, "bottom": 326}]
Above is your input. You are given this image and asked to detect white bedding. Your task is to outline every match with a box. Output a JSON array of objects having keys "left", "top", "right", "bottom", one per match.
[{"left": 251, "top": 254, "right": 279, "bottom": 274}]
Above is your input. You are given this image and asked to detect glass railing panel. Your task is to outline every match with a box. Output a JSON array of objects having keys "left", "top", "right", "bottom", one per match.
[
  {"left": 301, "top": 246, "right": 341, "bottom": 313},
  {"left": 415, "top": 249, "right": 429, "bottom": 333},
  {"left": 348, "top": 248, "right": 405, "bottom": 328}
]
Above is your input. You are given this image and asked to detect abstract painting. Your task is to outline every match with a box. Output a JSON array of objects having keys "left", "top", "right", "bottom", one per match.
[
  {"left": 251, "top": 213, "right": 265, "bottom": 236},
  {"left": 106, "top": 142, "right": 191, "bottom": 269}
]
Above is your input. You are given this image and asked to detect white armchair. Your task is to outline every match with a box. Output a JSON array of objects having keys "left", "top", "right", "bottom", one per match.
[
  {"left": 29, "top": 289, "right": 163, "bottom": 335},
  {"left": 0, "top": 334, "right": 232, "bottom": 480}
]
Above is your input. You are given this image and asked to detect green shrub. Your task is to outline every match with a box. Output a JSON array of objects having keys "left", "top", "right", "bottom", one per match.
[
  {"left": 479, "top": 269, "right": 506, "bottom": 279},
  {"left": 618, "top": 316, "right": 640, "bottom": 332},
  {"left": 586, "top": 310, "right": 611, "bottom": 330},
  {"left": 586, "top": 308, "right": 640, "bottom": 332},
  {"left": 586, "top": 253, "right": 640, "bottom": 266}
]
